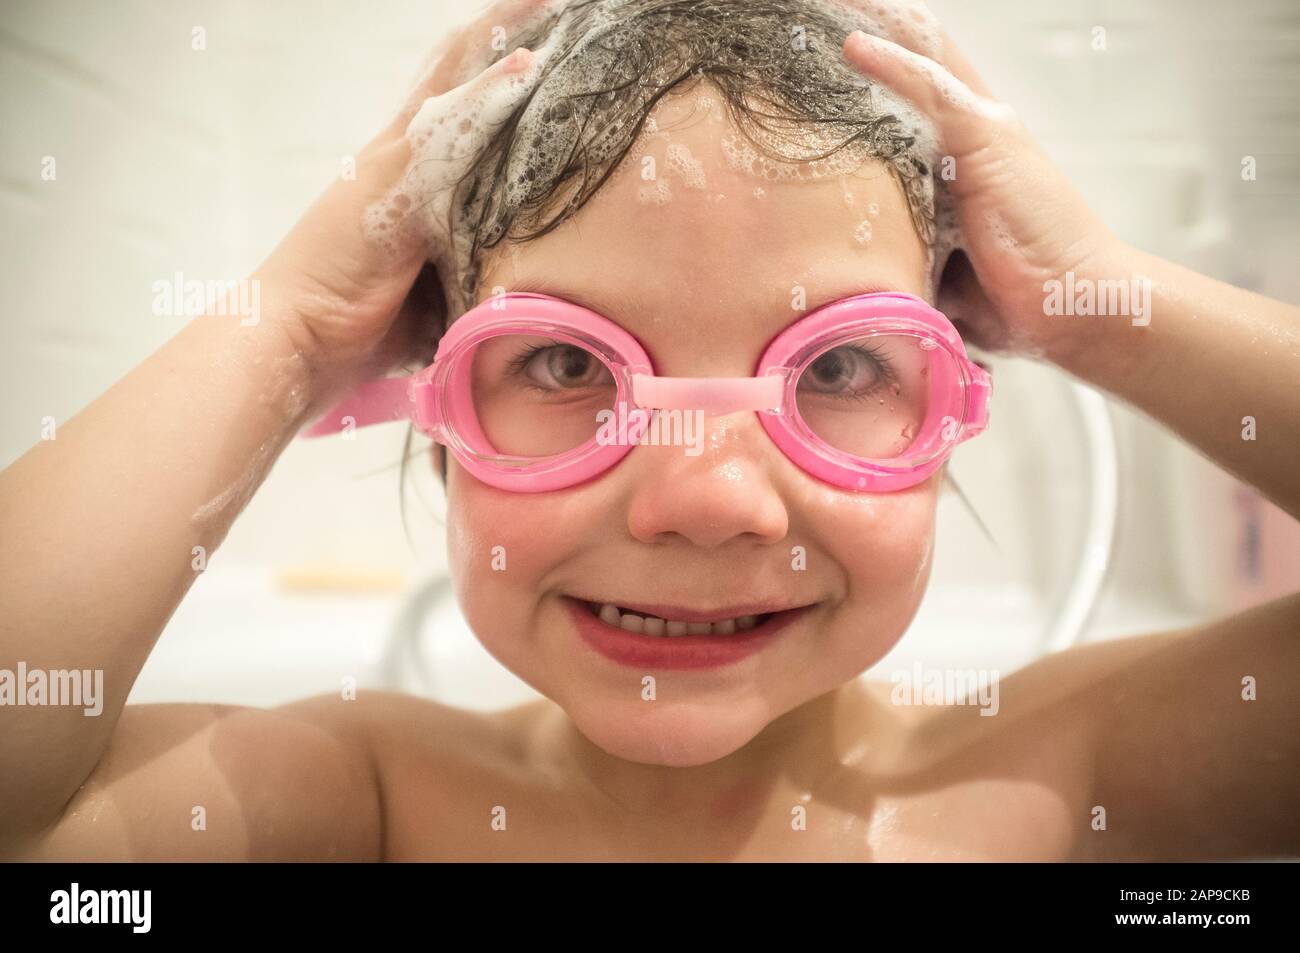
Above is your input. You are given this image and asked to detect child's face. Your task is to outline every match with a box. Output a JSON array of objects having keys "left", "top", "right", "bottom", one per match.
[{"left": 444, "top": 86, "right": 936, "bottom": 767}]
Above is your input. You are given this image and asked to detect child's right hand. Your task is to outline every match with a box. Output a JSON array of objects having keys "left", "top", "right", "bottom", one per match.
[{"left": 252, "top": 22, "right": 538, "bottom": 404}]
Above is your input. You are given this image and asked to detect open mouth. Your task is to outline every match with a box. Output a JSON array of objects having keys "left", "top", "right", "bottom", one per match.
[
  {"left": 581, "top": 600, "right": 777, "bottom": 637},
  {"left": 563, "top": 596, "right": 814, "bottom": 669}
]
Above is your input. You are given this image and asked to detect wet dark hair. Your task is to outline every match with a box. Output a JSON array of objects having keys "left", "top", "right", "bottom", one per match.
[
  {"left": 450, "top": 0, "right": 937, "bottom": 307},
  {"left": 402, "top": 0, "right": 940, "bottom": 494}
]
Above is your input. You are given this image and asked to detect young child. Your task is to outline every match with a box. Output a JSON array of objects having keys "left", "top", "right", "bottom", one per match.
[{"left": 2, "top": 0, "right": 1297, "bottom": 861}]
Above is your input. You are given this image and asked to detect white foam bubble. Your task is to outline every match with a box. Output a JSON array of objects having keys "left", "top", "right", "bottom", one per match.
[
  {"left": 719, "top": 129, "right": 875, "bottom": 183},
  {"left": 829, "top": 0, "right": 944, "bottom": 61},
  {"left": 637, "top": 178, "right": 673, "bottom": 206},
  {"left": 983, "top": 208, "right": 1019, "bottom": 251},
  {"left": 665, "top": 143, "right": 708, "bottom": 190},
  {"left": 375, "top": 0, "right": 968, "bottom": 312},
  {"left": 365, "top": 38, "right": 566, "bottom": 316}
]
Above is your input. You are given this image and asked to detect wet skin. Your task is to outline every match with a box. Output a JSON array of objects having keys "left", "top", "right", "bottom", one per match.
[{"left": 17, "top": 85, "right": 1300, "bottom": 863}]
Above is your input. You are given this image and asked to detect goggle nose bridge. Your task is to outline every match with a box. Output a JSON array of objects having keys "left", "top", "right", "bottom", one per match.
[{"left": 629, "top": 371, "right": 788, "bottom": 417}]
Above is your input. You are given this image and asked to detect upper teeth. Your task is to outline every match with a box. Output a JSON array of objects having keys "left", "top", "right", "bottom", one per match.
[{"left": 592, "top": 602, "right": 762, "bottom": 636}]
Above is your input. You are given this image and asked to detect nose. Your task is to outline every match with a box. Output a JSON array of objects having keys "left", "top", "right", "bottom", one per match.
[{"left": 623, "top": 410, "right": 790, "bottom": 547}]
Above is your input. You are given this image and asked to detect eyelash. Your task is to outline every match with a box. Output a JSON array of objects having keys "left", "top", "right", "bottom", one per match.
[
  {"left": 505, "top": 343, "right": 548, "bottom": 375},
  {"left": 505, "top": 342, "right": 899, "bottom": 402},
  {"left": 811, "top": 343, "right": 899, "bottom": 402},
  {"left": 505, "top": 343, "right": 555, "bottom": 394},
  {"left": 505, "top": 342, "right": 608, "bottom": 396}
]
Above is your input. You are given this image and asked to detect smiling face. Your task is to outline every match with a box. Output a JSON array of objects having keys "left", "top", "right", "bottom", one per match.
[{"left": 441, "top": 83, "right": 938, "bottom": 767}]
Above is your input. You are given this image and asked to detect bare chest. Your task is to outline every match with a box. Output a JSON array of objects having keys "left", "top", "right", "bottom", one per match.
[{"left": 379, "top": 727, "right": 1090, "bottom": 862}]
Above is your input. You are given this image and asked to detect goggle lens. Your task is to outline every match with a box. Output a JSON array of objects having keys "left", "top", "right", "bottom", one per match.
[
  {"left": 793, "top": 332, "right": 956, "bottom": 464},
  {"left": 467, "top": 333, "right": 619, "bottom": 460}
]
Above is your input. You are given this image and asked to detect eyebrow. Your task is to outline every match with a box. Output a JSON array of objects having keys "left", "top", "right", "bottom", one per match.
[
  {"left": 500, "top": 279, "right": 646, "bottom": 321},
  {"left": 497, "top": 278, "right": 903, "bottom": 322}
]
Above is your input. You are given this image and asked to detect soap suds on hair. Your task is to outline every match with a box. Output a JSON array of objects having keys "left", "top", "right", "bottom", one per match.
[
  {"left": 371, "top": 0, "right": 968, "bottom": 311},
  {"left": 362, "top": 44, "right": 556, "bottom": 313}
]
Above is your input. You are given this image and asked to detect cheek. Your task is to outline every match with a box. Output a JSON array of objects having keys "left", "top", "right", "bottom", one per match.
[
  {"left": 805, "top": 480, "right": 939, "bottom": 664},
  {"left": 445, "top": 470, "right": 548, "bottom": 614},
  {"left": 444, "top": 463, "right": 607, "bottom": 657},
  {"left": 445, "top": 465, "right": 595, "bottom": 581},
  {"left": 806, "top": 477, "right": 937, "bottom": 578},
  {"left": 443, "top": 469, "right": 560, "bottom": 684}
]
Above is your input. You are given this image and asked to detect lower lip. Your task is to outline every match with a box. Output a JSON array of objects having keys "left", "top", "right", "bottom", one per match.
[{"left": 563, "top": 597, "right": 811, "bottom": 671}]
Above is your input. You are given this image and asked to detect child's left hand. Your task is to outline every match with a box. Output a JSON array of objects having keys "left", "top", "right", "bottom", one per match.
[{"left": 842, "top": 7, "right": 1120, "bottom": 364}]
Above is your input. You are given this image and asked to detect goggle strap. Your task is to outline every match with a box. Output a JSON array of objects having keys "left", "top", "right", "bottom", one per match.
[
  {"left": 963, "top": 367, "right": 993, "bottom": 438},
  {"left": 302, "top": 375, "right": 416, "bottom": 437}
]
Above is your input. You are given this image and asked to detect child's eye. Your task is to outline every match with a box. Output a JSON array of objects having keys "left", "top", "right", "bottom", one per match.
[
  {"left": 508, "top": 343, "right": 614, "bottom": 391},
  {"left": 799, "top": 343, "right": 895, "bottom": 400}
]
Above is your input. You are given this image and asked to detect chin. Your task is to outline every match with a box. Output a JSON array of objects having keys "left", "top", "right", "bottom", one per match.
[{"left": 561, "top": 691, "right": 780, "bottom": 767}]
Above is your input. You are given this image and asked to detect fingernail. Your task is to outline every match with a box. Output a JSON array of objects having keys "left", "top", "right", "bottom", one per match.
[{"left": 488, "top": 47, "right": 526, "bottom": 75}]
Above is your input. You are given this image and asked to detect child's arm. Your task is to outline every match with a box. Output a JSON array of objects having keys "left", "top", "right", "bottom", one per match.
[
  {"left": 0, "top": 300, "right": 330, "bottom": 848},
  {"left": 844, "top": 14, "right": 1300, "bottom": 858},
  {"left": 1049, "top": 243, "right": 1300, "bottom": 519},
  {"left": 1039, "top": 247, "right": 1300, "bottom": 857},
  {"left": 0, "top": 27, "right": 534, "bottom": 857}
]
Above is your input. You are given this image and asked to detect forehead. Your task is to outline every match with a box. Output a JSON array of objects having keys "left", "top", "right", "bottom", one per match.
[{"left": 475, "top": 84, "right": 930, "bottom": 355}]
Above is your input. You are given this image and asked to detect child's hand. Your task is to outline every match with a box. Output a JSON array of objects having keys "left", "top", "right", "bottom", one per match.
[
  {"left": 253, "top": 22, "right": 537, "bottom": 400},
  {"left": 417, "top": 0, "right": 552, "bottom": 96},
  {"left": 843, "top": 12, "right": 1120, "bottom": 361}
]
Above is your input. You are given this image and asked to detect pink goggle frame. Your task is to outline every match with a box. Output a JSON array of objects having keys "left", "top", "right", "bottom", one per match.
[{"left": 303, "top": 291, "right": 991, "bottom": 493}]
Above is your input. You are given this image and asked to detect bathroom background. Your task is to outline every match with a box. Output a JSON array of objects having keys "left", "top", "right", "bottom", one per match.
[{"left": 2, "top": 0, "right": 1297, "bottom": 708}]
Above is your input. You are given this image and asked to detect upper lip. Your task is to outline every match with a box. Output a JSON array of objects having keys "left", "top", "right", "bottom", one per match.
[{"left": 568, "top": 596, "right": 815, "bottom": 624}]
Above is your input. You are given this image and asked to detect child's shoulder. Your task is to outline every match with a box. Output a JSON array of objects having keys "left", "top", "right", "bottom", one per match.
[
  {"left": 912, "top": 597, "right": 1300, "bottom": 859},
  {"left": 323, "top": 692, "right": 555, "bottom": 860},
  {"left": 315, "top": 689, "right": 543, "bottom": 760}
]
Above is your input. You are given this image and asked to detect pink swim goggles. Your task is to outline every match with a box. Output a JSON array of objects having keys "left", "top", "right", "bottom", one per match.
[{"left": 304, "top": 291, "right": 991, "bottom": 493}]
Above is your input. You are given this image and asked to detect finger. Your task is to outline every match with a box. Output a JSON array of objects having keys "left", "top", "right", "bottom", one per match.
[
  {"left": 932, "top": 25, "right": 996, "bottom": 101},
  {"left": 843, "top": 31, "right": 1014, "bottom": 157},
  {"left": 834, "top": 0, "right": 995, "bottom": 99},
  {"left": 383, "top": 44, "right": 536, "bottom": 141},
  {"left": 358, "top": 42, "right": 539, "bottom": 263},
  {"left": 420, "top": 0, "right": 551, "bottom": 99}
]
